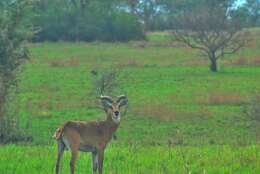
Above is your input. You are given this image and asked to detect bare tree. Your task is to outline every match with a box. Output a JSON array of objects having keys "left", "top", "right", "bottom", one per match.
[
  {"left": 90, "top": 69, "right": 119, "bottom": 96},
  {"left": 171, "top": 2, "right": 249, "bottom": 72}
]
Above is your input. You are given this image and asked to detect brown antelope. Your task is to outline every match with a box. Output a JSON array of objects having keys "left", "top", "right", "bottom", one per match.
[{"left": 53, "top": 95, "right": 128, "bottom": 174}]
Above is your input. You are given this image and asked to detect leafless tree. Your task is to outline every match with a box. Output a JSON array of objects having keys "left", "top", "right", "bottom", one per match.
[
  {"left": 91, "top": 69, "right": 119, "bottom": 96},
  {"left": 171, "top": 3, "right": 249, "bottom": 72}
]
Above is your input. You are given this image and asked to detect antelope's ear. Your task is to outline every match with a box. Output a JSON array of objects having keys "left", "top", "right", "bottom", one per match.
[
  {"left": 117, "top": 95, "right": 128, "bottom": 108},
  {"left": 100, "top": 96, "right": 113, "bottom": 111}
]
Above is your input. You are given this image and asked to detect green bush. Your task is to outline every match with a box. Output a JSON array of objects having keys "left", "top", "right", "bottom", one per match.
[
  {"left": 32, "top": 0, "right": 145, "bottom": 42},
  {"left": 0, "top": 0, "right": 33, "bottom": 144}
]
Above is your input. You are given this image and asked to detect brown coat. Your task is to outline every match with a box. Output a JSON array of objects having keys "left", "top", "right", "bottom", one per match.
[{"left": 54, "top": 113, "right": 119, "bottom": 151}]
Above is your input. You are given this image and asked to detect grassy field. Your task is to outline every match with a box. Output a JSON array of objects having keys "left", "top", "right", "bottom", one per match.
[
  {"left": 0, "top": 144, "right": 259, "bottom": 174},
  {"left": 1, "top": 30, "right": 260, "bottom": 173}
]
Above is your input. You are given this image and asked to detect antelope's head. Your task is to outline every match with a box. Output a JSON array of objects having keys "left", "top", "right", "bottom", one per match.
[{"left": 100, "top": 95, "right": 128, "bottom": 124}]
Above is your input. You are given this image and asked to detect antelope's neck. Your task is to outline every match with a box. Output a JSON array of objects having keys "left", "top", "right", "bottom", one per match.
[{"left": 105, "top": 113, "right": 120, "bottom": 134}]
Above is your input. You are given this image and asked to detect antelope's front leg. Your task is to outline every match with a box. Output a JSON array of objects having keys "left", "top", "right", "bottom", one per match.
[
  {"left": 98, "top": 150, "right": 104, "bottom": 174},
  {"left": 92, "top": 151, "right": 98, "bottom": 174}
]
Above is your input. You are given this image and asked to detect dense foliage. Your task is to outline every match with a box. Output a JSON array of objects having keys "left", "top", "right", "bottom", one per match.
[
  {"left": 0, "top": 0, "right": 33, "bottom": 143},
  {"left": 16, "top": 0, "right": 259, "bottom": 42},
  {"left": 31, "top": 0, "right": 145, "bottom": 42}
]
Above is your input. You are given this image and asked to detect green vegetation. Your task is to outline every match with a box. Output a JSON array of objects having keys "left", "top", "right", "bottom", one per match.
[
  {"left": 3, "top": 0, "right": 257, "bottom": 42},
  {"left": 0, "top": 144, "right": 259, "bottom": 174},
  {"left": 0, "top": 30, "right": 259, "bottom": 173},
  {"left": 31, "top": 0, "right": 145, "bottom": 42},
  {"left": 0, "top": 0, "right": 34, "bottom": 143}
]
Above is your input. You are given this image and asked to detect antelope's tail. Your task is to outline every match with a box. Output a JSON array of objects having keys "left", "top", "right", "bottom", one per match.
[{"left": 52, "top": 126, "right": 64, "bottom": 140}]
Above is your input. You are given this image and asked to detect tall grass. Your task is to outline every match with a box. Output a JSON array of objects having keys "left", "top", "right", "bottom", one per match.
[{"left": 0, "top": 144, "right": 259, "bottom": 174}]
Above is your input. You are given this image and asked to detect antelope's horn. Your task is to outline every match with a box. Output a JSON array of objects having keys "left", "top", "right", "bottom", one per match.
[{"left": 100, "top": 95, "right": 113, "bottom": 103}]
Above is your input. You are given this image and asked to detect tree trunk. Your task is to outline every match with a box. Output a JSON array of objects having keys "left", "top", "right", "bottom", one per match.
[{"left": 209, "top": 53, "right": 218, "bottom": 72}]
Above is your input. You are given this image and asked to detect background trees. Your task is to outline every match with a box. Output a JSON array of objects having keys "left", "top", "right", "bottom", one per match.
[
  {"left": 246, "top": 0, "right": 260, "bottom": 26},
  {"left": 6, "top": 0, "right": 256, "bottom": 42},
  {"left": 31, "top": 0, "right": 145, "bottom": 42},
  {"left": 231, "top": 0, "right": 260, "bottom": 27}
]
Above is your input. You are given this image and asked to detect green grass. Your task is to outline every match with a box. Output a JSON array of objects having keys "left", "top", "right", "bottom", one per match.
[
  {"left": 0, "top": 144, "right": 259, "bottom": 174},
  {"left": 1, "top": 30, "right": 260, "bottom": 173}
]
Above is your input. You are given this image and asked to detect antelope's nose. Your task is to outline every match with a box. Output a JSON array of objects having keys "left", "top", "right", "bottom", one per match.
[{"left": 114, "top": 111, "right": 119, "bottom": 116}]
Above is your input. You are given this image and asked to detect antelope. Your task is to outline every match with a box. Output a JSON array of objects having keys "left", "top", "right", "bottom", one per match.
[{"left": 53, "top": 95, "right": 128, "bottom": 174}]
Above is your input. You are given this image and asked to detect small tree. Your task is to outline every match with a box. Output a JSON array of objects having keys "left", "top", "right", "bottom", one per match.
[
  {"left": 171, "top": 1, "right": 248, "bottom": 72},
  {"left": 0, "top": 0, "right": 34, "bottom": 143},
  {"left": 243, "top": 95, "right": 260, "bottom": 122},
  {"left": 90, "top": 69, "right": 121, "bottom": 96}
]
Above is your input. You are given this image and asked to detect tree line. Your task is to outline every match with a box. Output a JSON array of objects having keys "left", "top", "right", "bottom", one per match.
[{"left": 10, "top": 0, "right": 260, "bottom": 42}]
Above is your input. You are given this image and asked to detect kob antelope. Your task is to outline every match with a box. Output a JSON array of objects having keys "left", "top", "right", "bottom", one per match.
[{"left": 53, "top": 95, "right": 128, "bottom": 174}]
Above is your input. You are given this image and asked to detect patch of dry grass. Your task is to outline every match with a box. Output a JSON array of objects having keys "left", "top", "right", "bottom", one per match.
[
  {"left": 208, "top": 91, "right": 244, "bottom": 105},
  {"left": 231, "top": 56, "right": 260, "bottom": 66},
  {"left": 232, "top": 57, "right": 248, "bottom": 66},
  {"left": 116, "top": 59, "right": 144, "bottom": 68},
  {"left": 49, "top": 57, "right": 79, "bottom": 67},
  {"left": 250, "top": 57, "right": 260, "bottom": 66},
  {"left": 132, "top": 103, "right": 194, "bottom": 121}
]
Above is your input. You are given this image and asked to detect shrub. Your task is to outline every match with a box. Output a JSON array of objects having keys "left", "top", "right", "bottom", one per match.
[
  {"left": 243, "top": 95, "right": 260, "bottom": 122},
  {"left": 0, "top": 0, "right": 33, "bottom": 144}
]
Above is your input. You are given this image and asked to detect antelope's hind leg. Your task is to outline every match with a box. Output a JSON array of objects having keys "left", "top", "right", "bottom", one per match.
[
  {"left": 55, "top": 141, "right": 65, "bottom": 174},
  {"left": 69, "top": 144, "right": 80, "bottom": 174},
  {"left": 66, "top": 133, "right": 80, "bottom": 174}
]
